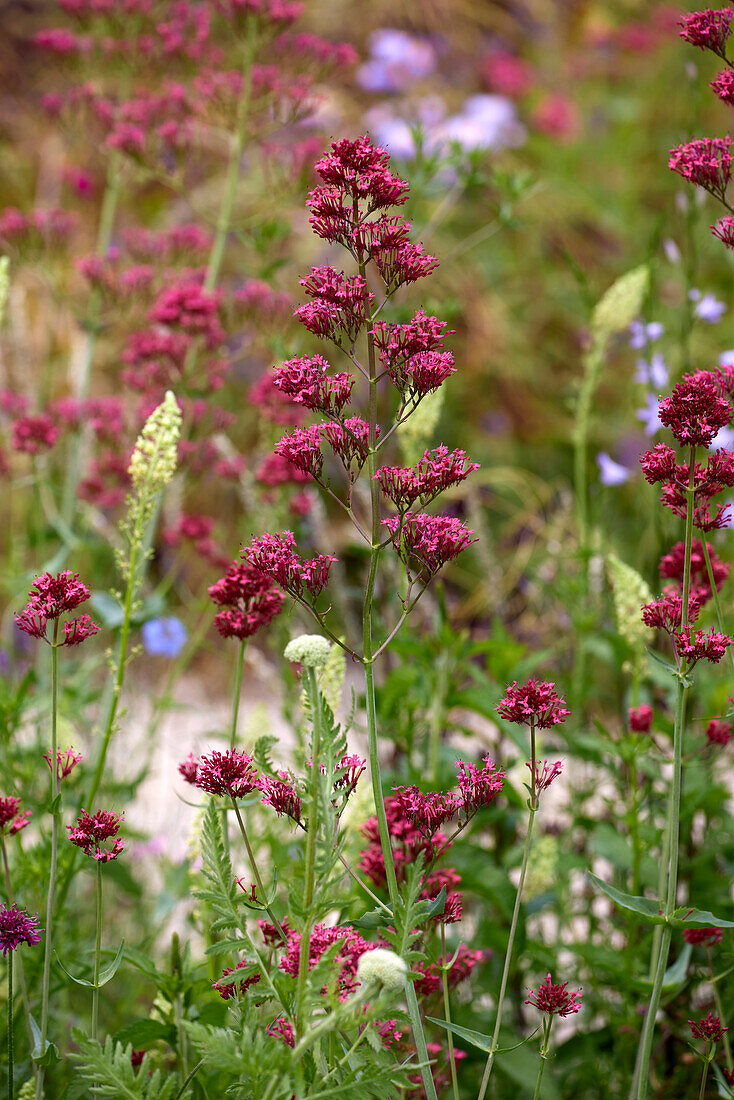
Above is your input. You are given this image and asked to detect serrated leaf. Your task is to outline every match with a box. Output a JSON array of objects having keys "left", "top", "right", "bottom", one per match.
[
  {"left": 587, "top": 872, "right": 666, "bottom": 924},
  {"left": 70, "top": 1029, "right": 178, "bottom": 1098}
]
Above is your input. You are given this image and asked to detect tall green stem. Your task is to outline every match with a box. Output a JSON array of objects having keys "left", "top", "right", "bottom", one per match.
[
  {"left": 0, "top": 841, "right": 31, "bottom": 1051},
  {"left": 295, "top": 667, "right": 322, "bottom": 1039},
  {"left": 229, "top": 640, "right": 246, "bottom": 749},
  {"left": 477, "top": 803, "right": 537, "bottom": 1100},
  {"left": 634, "top": 448, "right": 696, "bottom": 1100},
  {"left": 532, "top": 1016, "right": 553, "bottom": 1100},
  {"left": 440, "top": 924, "right": 460, "bottom": 1100},
  {"left": 7, "top": 952, "right": 13, "bottom": 1100},
  {"left": 92, "top": 862, "right": 102, "bottom": 1041},
  {"left": 697, "top": 1046, "right": 710, "bottom": 1100},
  {"left": 36, "top": 621, "right": 59, "bottom": 1100},
  {"left": 204, "top": 24, "right": 257, "bottom": 291}
]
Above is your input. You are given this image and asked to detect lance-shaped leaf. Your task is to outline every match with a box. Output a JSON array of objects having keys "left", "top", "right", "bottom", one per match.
[
  {"left": 587, "top": 873, "right": 666, "bottom": 924},
  {"left": 673, "top": 907, "right": 734, "bottom": 929}
]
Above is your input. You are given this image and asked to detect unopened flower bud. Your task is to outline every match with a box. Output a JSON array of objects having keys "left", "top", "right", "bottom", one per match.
[
  {"left": 129, "top": 390, "right": 182, "bottom": 495},
  {"left": 357, "top": 948, "right": 407, "bottom": 991},
  {"left": 284, "top": 634, "right": 332, "bottom": 668}
]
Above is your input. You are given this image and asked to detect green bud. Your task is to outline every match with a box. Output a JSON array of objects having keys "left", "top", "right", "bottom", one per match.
[
  {"left": 357, "top": 948, "right": 407, "bottom": 991},
  {"left": 129, "top": 390, "right": 182, "bottom": 496},
  {"left": 284, "top": 634, "right": 332, "bottom": 668},
  {"left": 591, "top": 265, "right": 649, "bottom": 351}
]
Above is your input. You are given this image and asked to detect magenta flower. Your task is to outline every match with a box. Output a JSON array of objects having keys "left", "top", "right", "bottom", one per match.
[
  {"left": 706, "top": 718, "right": 733, "bottom": 745},
  {"left": 455, "top": 756, "right": 506, "bottom": 816},
  {"left": 658, "top": 375, "right": 732, "bottom": 448},
  {"left": 673, "top": 626, "right": 733, "bottom": 665},
  {"left": 267, "top": 1017, "right": 295, "bottom": 1047},
  {"left": 68, "top": 809, "right": 124, "bottom": 862},
  {"left": 689, "top": 1012, "right": 728, "bottom": 1042},
  {"left": 679, "top": 9, "right": 734, "bottom": 57},
  {"left": 525, "top": 973, "right": 582, "bottom": 1017},
  {"left": 212, "top": 959, "right": 261, "bottom": 1000},
  {"left": 683, "top": 926, "right": 723, "bottom": 946},
  {"left": 271, "top": 355, "right": 354, "bottom": 417},
  {"left": 0, "top": 904, "right": 43, "bottom": 954},
  {"left": 321, "top": 416, "right": 375, "bottom": 472},
  {"left": 496, "top": 680, "right": 570, "bottom": 729},
  {"left": 242, "top": 530, "right": 336, "bottom": 601},
  {"left": 528, "top": 759, "right": 563, "bottom": 795},
  {"left": 195, "top": 749, "right": 259, "bottom": 799},
  {"left": 629, "top": 705, "right": 654, "bottom": 733},
  {"left": 11, "top": 414, "right": 59, "bottom": 455},
  {"left": 274, "top": 426, "right": 324, "bottom": 480},
  {"left": 43, "top": 748, "right": 82, "bottom": 781},
  {"left": 391, "top": 786, "right": 459, "bottom": 838},
  {"left": 178, "top": 754, "right": 199, "bottom": 784},
  {"left": 0, "top": 796, "right": 31, "bottom": 837},
  {"left": 383, "top": 512, "right": 477, "bottom": 576},
  {"left": 260, "top": 776, "right": 302, "bottom": 822},
  {"left": 669, "top": 137, "right": 733, "bottom": 200},
  {"left": 375, "top": 446, "right": 479, "bottom": 511},
  {"left": 14, "top": 570, "right": 100, "bottom": 648},
  {"left": 209, "top": 560, "right": 286, "bottom": 641}
]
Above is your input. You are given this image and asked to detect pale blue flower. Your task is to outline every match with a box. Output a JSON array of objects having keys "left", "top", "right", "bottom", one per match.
[
  {"left": 634, "top": 352, "right": 668, "bottom": 389},
  {"left": 357, "top": 29, "right": 436, "bottom": 93},
  {"left": 636, "top": 393, "right": 663, "bottom": 436},
  {"left": 711, "top": 426, "right": 734, "bottom": 452},
  {"left": 689, "top": 289, "right": 726, "bottom": 323},
  {"left": 142, "top": 617, "right": 188, "bottom": 658},
  {"left": 597, "top": 452, "right": 632, "bottom": 486},
  {"left": 629, "top": 320, "right": 664, "bottom": 349}
]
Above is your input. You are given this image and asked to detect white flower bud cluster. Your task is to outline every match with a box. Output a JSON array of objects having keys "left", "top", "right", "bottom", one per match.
[
  {"left": 284, "top": 634, "right": 332, "bottom": 668},
  {"left": 356, "top": 948, "right": 407, "bottom": 992},
  {"left": 129, "top": 390, "right": 182, "bottom": 495}
]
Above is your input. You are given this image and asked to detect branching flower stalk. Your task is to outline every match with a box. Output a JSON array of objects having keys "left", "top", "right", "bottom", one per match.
[
  {"left": 37, "top": 619, "right": 60, "bottom": 1100},
  {"left": 477, "top": 684, "right": 568, "bottom": 1099},
  {"left": 295, "top": 666, "right": 324, "bottom": 1039}
]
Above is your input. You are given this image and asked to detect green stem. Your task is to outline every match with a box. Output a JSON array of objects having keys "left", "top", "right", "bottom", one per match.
[
  {"left": 92, "top": 862, "right": 102, "bottom": 1042},
  {"left": 708, "top": 948, "right": 733, "bottom": 1071},
  {"left": 533, "top": 1016, "right": 554, "bottom": 1100},
  {"left": 61, "top": 158, "right": 122, "bottom": 526},
  {"left": 440, "top": 924, "right": 460, "bottom": 1100},
  {"left": 698, "top": 1047, "right": 710, "bottom": 1100},
  {"left": 36, "top": 622, "right": 59, "bottom": 1100},
  {"left": 204, "top": 24, "right": 257, "bottom": 291},
  {"left": 230, "top": 639, "right": 246, "bottom": 749},
  {"left": 477, "top": 803, "right": 537, "bottom": 1100},
  {"left": 427, "top": 654, "right": 450, "bottom": 784},
  {"left": 7, "top": 952, "right": 13, "bottom": 1100},
  {"left": 629, "top": 754, "right": 642, "bottom": 897},
  {"left": 295, "top": 667, "right": 322, "bottom": 1039},
  {"left": 230, "top": 800, "right": 285, "bottom": 944}
]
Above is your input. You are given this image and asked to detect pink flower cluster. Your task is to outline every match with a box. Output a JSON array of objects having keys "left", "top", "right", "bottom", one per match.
[
  {"left": 68, "top": 809, "right": 124, "bottom": 862},
  {"left": 496, "top": 679, "right": 570, "bottom": 729},
  {"left": 242, "top": 530, "right": 336, "bottom": 601},
  {"left": 375, "top": 447, "right": 479, "bottom": 511},
  {"left": 14, "top": 571, "right": 101, "bottom": 648},
  {"left": 208, "top": 560, "right": 285, "bottom": 640},
  {"left": 679, "top": 8, "right": 734, "bottom": 57},
  {"left": 0, "top": 796, "right": 31, "bottom": 837},
  {"left": 279, "top": 923, "right": 376, "bottom": 999},
  {"left": 659, "top": 538, "right": 728, "bottom": 604},
  {"left": 383, "top": 512, "right": 477, "bottom": 578},
  {"left": 689, "top": 1011, "right": 728, "bottom": 1042},
  {"left": 212, "top": 958, "right": 261, "bottom": 999},
  {"left": 525, "top": 973, "right": 582, "bottom": 1017},
  {"left": 669, "top": 136, "right": 732, "bottom": 199},
  {"left": 194, "top": 749, "right": 259, "bottom": 799}
]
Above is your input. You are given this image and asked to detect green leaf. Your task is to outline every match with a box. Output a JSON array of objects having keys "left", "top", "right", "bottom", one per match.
[
  {"left": 55, "top": 952, "right": 96, "bottom": 988},
  {"left": 352, "top": 905, "right": 393, "bottom": 930},
  {"left": 30, "top": 1014, "right": 60, "bottom": 1066},
  {"left": 496, "top": 1043, "right": 561, "bottom": 1099},
  {"left": 425, "top": 1018, "right": 492, "bottom": 1052},
  {"left": 97, "top": 940, "right": 125, "bottom": 987},
  {"left": 70, "top": 1029, "right": 179, "bottom": 1099},
  {"left": 673, "top": 907, "right": 734, "bottom": 929},
  {"left": 587, "top": 873, "right": 666, "bottom": 924}
]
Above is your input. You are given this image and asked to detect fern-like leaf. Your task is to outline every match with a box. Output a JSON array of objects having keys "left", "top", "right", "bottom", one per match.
[
  {"left": 194, "top": 799, "right": 240, "bottom": 935},
  {"left": 70, "top": 1030, "right": 178, "bottom": 1099}
]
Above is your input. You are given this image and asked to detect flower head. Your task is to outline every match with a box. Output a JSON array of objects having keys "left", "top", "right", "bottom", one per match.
[
  {"left": 629, "top": 705, "right": 654, "bottom": 733},
  {"left": 528, "top": 759, "right": 563, "bottom": 795},
  {"left": 0, "top": 904, "right": 43, "bottom": 954},
  {"left": 658, "top": 374, "right": 732, "bottom": 448},
  {"left": 382, "top": 512, "right": 477, "bottom": 576},
  {"left": 525, "top": 973, "right": 582, "bottom": 1017},
  {"left": 195, "top": 749, "right": 259, "bottom": 799},
  {"left": 679, "top": 8, "right": 734, "bottom": 57},
  {"left": 455, "top": 756, "right": 506, "bottom": 816},
  {"left": 669, "top": 137, "right": 733, "bottom": 199},
  {"left": 706, "top": 718, "right": 733, "bottom": 746},
  {"left": 141, "top": 617, "right": 188, "bottom": 657},
  {"left": 356, "top": 948, "right": 408, "bottom": 991},
  {"left": 178, "top": 754, "right": 199, "bottom": 784},
  {"left": 67, "top": 810, "right": 124, "bottom": 862},
  {"left": 689, "top": 1011, "right": 728, "bottom": 1042},
  {"left": 44, "top": 748, "right": 82, "bottom": 781},
  {"left": 0, "top": 796, "right": 31, "bottom": 836},
  {"left": 283, "top": 633, "right": 332, "bottom": 667},
  {"left": 683, "top": 926, "right": 723, "bottom": 946},
  {"left": 212, "top": 959, "right": 261, "bottom": 999},
  {"left": 243, "top": 531, "right": 336, "bottom": 601},
  {"left": 496, "top": 680, "right": 570, "bottom": 729},
  {"left": 260, "top": 776, "right": 302, "bottom": 822},
  {"left": 209, "top": 560, "right": 285, "bottom": 641},
  {"left": 391, "top": 785, "right": 459, "bottom": 837}
]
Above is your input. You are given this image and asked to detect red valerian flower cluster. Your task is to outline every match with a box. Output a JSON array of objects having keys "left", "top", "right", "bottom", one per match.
[
  {"left": 629, "top": 704, "right": 654, "bottom": 733},
  {"left": 68, "top": 809, "right": 124, "bottom": 862},
  {"left": 679, "top": 8, "right": 734, "bottom": 56},
  {"left": 0, "top": 904, "right": 43, "bottom": 955},
  {"left": 391, "top": 757, "right": 505, "bottom": 843},
  {"left": 242, "top": 530, "right": 336, "bottom": 602},
  {"left": 375, "top": 447, "right": 479, "bottom": 512},
  {"left": 208, "top": 560, "right": 285, "bottom": 640},
  {"left": 525, "top": 973, "right": 582, "bottom": 1017},
  {"left": 14, "top": 571, "right": 101, "bottom": 648},
  {"left": 683, "top": 926, "right": 723, "bottom": 946},
  {"left": 668, "top": 136, "right": 732, "bottom": 199},
  {"left": 706, "top": 717, "right": 733, "bottom": 745},
  {"left": 0, "top": 796, "right": 31, "bottom": 837},
  {"left": 496, "top": 679, "right": 570, "bottom": 729},
  {"left": 641, "top": 592, "right": 732, "bottom": 667},
  {"left": 195, "top": 749, "right": 259, "bottom": 799},
  {"left": 279, "top": 923, "right": 377, "bottom": 1000},
  {"left": 382, "top": 512, "right": 477, "bottom": 578},
  {"left": 43, "top": 748, "right": 82, "bottom": 781},
  {"left": 212, "top": 958, "right": 261, "bottom": 1000},
  {"left": 659, "top": 539, "right": 728, "bottom": 604},
  {"left": 689, "top": 1012, "right": 728, "bottom": 1042}
]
